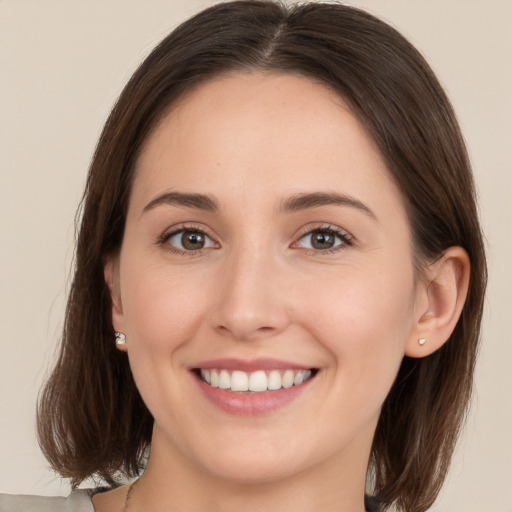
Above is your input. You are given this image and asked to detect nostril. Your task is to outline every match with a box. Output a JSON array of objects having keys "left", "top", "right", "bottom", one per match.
[{"left": 213, "top": 323, "right": 279, "bottom": 342}]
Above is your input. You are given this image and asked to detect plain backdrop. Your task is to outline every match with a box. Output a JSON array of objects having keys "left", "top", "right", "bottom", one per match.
[{"left": 1, "top": 1, "right": 511, "bottom": 511}]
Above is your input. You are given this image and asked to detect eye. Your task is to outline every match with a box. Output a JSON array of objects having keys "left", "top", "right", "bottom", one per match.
[
  {"left": 295, "top": 226, "right": 351, "bottom": 252},
  {"left": 162, "top": 228, "right": 217, "bottom": 253}
]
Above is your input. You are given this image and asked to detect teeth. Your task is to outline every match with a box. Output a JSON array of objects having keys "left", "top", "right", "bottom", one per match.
[
  {"left": 248, "top": 370, "right": 267, "bottom": 392},
  {"left": 219, "top": 370, "right": 231, "bottom": 389},
  {"left": 282, "top": 370, "right": 294, "bottom": 389},
  {"left": 267, "top": 370, "right": 282, "bottom": 390},
  {"left": 231, "top": 370, "right": 249, "bottom": 391},
  {"left": 210, "top": 370, "right": 219, "bottom": 388},
  {"left": 199, "top": 368, "right": 314, "bottom": 392}
]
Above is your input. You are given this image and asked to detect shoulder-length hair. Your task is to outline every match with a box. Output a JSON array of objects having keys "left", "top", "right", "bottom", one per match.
[{"left": 37, "top": 2, "right": 486, "bottom": 511}]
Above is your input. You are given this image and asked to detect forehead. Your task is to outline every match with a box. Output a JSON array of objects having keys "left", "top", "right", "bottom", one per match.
[{"left": 131, "top": 72, "right": 405, "bottom": 219}]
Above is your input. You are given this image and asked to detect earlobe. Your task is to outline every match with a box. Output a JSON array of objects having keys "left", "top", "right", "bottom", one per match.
[
  {"left": 406, "top": 246, "right": 470, "bottom": 358},
  {"left": 104, "top": 256, "right": 127, "bottom": 351}
]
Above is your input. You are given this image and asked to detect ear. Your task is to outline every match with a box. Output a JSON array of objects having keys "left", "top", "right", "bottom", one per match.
[
  {"left": 104, "top": 255, "right": 127, "bottom": 352},
  {"left": 406, "top": 246, "right": 470, "bottom": 358}
]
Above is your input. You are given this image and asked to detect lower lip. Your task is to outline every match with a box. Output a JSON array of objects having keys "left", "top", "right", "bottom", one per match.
[{"left": 194, "top": 374, "right": 314, "bottom": 415}]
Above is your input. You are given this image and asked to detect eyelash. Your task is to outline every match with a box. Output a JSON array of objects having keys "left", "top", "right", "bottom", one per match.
[
  {"left": 292, "top": 224, "right": 353, "bottom": 255},
  {"left": 157, "top": 223, "right": 353, "bottom": 256},
  {"left": 157, "top": 223, "right": 217, "bottom": 256}
]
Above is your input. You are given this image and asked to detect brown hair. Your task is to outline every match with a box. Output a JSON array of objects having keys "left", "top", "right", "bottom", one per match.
[{"left": 37, "top": 2, "right": 486, "bottom": 511}]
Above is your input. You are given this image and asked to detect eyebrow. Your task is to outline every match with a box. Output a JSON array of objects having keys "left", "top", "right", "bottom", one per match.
[
  {"left": 143, "top": 192, "right": 219, "bottom": 214},
  {"left": 279, "top": 192, "right": 377, "bottom": 220},
  {"left": 142, "top": 190, "right": 376, "bottom": 220}
]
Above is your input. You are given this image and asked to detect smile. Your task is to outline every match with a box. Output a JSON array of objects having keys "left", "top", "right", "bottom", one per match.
[
  {"left": 192, "top": 358, "right": 319, "bottom": 414},
  {"left": 198, "top": 368, "right": 314, "bottom": 392}
]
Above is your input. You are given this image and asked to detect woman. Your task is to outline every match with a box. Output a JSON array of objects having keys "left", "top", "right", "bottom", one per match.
[{"left": 0, "top": 2, "right": 486, "bottom": 512}]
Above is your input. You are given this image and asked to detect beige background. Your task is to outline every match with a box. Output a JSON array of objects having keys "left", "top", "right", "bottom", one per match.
[{"left": 1, "top": 1, "right": 511, "bottom": 511}]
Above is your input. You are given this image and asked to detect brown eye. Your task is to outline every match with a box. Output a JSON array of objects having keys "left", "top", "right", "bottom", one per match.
[
  {"left": 166, "top": 229, "right": 216, "bottom": 252},
  {"left": 310, "top": 231, "right": 337, "bottom": 249},
  {"left": 296, "top": 227, "right": 349, "bottom": 252},
  {"left": 181, "top": 231, "right": 205, "bottom": 250}
]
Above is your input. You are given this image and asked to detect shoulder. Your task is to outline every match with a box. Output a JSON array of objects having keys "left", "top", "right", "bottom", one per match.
[{"left": 0, "top": 489, "right": 94, "bottom": 512}]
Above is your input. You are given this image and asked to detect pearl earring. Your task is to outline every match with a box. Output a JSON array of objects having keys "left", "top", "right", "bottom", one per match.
[
  {"left": 115, "top": 332, "right": 126, "bottom": 346},
  {"left": 418, "top": 338, "right": 426, "bottom": 346}
]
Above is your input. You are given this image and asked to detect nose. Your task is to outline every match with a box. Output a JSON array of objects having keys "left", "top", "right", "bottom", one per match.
[{"left": 208, "top": 247, "right": 291, "bottom": 342}]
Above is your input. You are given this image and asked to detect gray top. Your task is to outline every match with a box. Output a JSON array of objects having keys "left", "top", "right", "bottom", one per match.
[{"left": 0, "top": 490, "right": 95, "bottom": 512}]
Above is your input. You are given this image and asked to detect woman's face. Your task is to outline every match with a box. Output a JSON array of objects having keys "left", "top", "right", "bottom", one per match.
[{"left": 109, "top": 73, "right": 424, "bottom": 483}]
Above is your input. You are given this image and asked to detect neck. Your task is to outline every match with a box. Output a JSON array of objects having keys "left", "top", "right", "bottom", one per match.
[{"left": 130, "top": 427, "right": 371, "bottom": 512}]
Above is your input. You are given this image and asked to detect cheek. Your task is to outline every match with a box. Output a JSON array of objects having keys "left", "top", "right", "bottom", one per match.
[
  {"left": 118, "top": 257, "right": 213, "bottom": 422},
  {"left": 119, "top": 258, "right": 209, "bottom": 354},
  {"left": 295, "top": 263, "right": 415, "bottom": 387}
]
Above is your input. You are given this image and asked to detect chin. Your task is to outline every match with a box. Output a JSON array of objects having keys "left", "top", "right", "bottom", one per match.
[{"left": 200, "top": 454, "right": 305, "bottom": 485}]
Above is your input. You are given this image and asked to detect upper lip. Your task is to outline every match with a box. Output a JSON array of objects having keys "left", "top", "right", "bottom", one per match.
[{"left": 191, "top": 358, "right": 314, "bottom": 372}]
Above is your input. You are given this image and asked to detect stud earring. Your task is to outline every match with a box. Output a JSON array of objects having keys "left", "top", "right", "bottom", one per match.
[
  {"left": 115, "top": 332, "right": 126, "bottom": 346},
  {"left": 418, "top": 338, "right": 426, "bottom": 346}
]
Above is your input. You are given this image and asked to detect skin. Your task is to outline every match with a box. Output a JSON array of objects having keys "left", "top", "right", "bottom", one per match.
[{"left": 98, "top": 73, "right": 470, "bottom": 512}]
